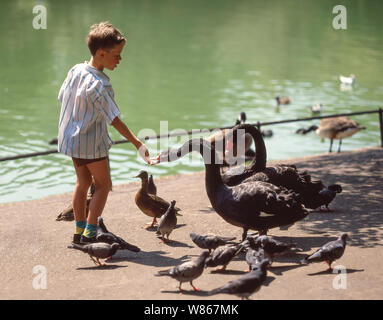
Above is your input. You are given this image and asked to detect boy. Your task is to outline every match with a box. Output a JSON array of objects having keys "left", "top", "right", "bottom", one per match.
[{"left": 58, "top": 22, "right": 150, "bottom": 244}]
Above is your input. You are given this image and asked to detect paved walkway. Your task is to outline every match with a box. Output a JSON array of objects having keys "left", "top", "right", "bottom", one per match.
[{"left": 1, "top": 146, "right": 382, "bottom": 300}]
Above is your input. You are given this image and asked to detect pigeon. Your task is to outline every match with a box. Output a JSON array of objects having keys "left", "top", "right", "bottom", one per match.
[
  {"left": 155, "top": 250, "right": 210, "bottom": 291},
  {"left": 242, "top": 237, "right": 265, "bottom": 272},
  {"left": 256, "top": 235, "right": 301, "bottom": 265},
  {"left": 156, "top": 200, "right": 178, "bottom": 242},
  {"left": 148, "top": 174, "right": 157, "bottom": 195},
  {"left": 56, "top": 182, "right": 95, "bottom": 221},
  {"left": 317, "top": 184, "right": 342, "bottom": 211},
  {"left": 205, "top": 244, "right": 244, "bottom": 272},
  {"left": 301, "top": 233, "right": 348, "bottom": 271},
  {"left": 207, "top": 259, "right": 270, "bottom": 300},
  {"left": 96, "top": 216, "right": 140, "bottom": 252},
  {"left": 67, "top": 242, "right": 120, "bottom": 266},
  {"left": 189, "top": 232, "right": 237, "bottom": 253}
]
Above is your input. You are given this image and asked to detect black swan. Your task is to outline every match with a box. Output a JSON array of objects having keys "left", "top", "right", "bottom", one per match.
[
  {"left": 221, "top": 124, "right": 340, "bottom": 210},
  {"left": 157, "top": 138, "right": 309, "bottom": 240}
]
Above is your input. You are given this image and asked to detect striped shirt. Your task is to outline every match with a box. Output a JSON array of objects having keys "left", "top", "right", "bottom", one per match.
[{"left": 57, "top": 62, "right": 120, "bottom": 159}]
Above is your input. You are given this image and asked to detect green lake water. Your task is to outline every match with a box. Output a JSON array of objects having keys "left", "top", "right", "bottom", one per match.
[{"left": 1, "top": 0, "right": 382, "bottom": 203}]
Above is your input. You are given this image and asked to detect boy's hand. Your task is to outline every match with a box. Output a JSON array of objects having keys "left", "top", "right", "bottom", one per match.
[{"left": 137, "top": 143, "right": 151, "bottom": 164}]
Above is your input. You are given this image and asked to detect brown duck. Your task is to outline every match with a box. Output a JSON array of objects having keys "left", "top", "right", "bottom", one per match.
[
  {"left": 134, "top": 170, "right": 181, "bottom": 228},
  {"left": 56, "top": 181, "right": 95, "bottom": 221}
]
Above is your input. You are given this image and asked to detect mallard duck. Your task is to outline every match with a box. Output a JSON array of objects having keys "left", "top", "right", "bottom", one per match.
[
  {"left": 157, "top": 138, "right": 308, "bottom": 240},
  {"left": 148, "top": 174, "right": 157, "bottom": 195},
  {"left": 316, "top": 116, "right": 366, "bottom": 152},
  {"left": 134, "top": 170, "right": 181, "bottom": 228},
  {"left": 56, "top": 181, "right": 95, "bottom": 221},
  {"left": 275, "top": 96, "right": 291, "bottom": 105},
  {"left": 339, "top": 74, "right": 355, "bottom": 85}
]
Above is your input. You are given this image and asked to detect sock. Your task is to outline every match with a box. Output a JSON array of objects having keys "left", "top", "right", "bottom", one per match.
[
  {"left": 75, "top": 220, "right": 86, "bottom": 235},
  {"left": 83, "top": 223, "right": 97, "bottom": 238}
]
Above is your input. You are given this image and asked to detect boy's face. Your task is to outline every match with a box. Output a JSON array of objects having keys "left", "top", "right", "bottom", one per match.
[{"left": 98, "top": 41, "right": 125, "bottom": 71}]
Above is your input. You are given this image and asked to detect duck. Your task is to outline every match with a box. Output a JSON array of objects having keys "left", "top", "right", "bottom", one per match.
[
  {"left": 295, "top": 125, "right": 318, "bottom": 135},
  {"left": 134, "top": 170, "right": 181, "bottom": 228},
  {"left": 316, "top": 116, "right": 366, "bottom": 152},
  {"left": 339, "top": 74, "right": 355, "bottom": 85},
  {"left": 157, "top": 138, "right": 309, "bottom": 240},
  {"left": 310, "top": 103, "right": 323, "bottom": 114},
  {"left": 275, "top": 96, "right": 291, "bottom": 105},
  {"left": 147, "top": 174, "right": 157, "bottom": 195},
  {"left": 221, "top": 124, "right": 330, "bottom": 210},
  {"left": 56, "top": 181, "right": 95, "bottom": 221}
]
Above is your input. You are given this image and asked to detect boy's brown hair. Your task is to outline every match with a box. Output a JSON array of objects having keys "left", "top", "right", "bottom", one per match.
[{"left": 87, "top": 22, "right": 126, "bottom": 56}]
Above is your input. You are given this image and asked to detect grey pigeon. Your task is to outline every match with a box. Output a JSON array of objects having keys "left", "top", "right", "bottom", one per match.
[
  {"left": 317, "top": 184, "right": 342, "bottom": 211},
  {"left": 67, "top": 242, "right": 120, "bottom": 266},
  {"left": 207, "top": 259, "right": 270, "bottom": 300},
  {"left": 256, "top": 235, "right": 300, "bottom": 265},
  {"left": 155, "top": 250, "right": 210, "bottom": 291},
  {"left": 157, "top": 200, "right": 177, "bottom": 242},
  {"left": 148, "top": 174, "right": 157, "bottom": 195},
  {"left": 242, "top": 237, "right": 265, "bottom": 272},
  {"left": 96, "top": 217, "right": 140, "bottom": 252},
  {"left": 189, "top": 232, "right": 236, "bottom": 253},
  {"left": 301, "top": 233, "right": 348, "bottom": 271},
  {"left": 205, "top": 244, "right": 244, "bottom": 272}
]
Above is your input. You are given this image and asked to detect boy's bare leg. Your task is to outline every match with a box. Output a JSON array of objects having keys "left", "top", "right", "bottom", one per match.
[
  {"left": 86, "top": 159, "right": 112, "bottom": 225},
  {"left": 72, "top": 161, "right": 93, "bottom": 222}
]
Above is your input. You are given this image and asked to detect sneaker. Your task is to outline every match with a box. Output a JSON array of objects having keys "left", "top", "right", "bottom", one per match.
[
  {"left": 80, "top": 235, "right": 98, "bottom": 244},
  {"left": 72, "top": 234, "right": 82, "bottom": 244}
]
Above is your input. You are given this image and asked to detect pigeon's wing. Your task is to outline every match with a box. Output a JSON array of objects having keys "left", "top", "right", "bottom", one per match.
[
  {"left": 172, "top": 261, "right": 198, "bottom": 279},
  {"left": 88, "top": 243, "right": 114, "bottom": 259}
]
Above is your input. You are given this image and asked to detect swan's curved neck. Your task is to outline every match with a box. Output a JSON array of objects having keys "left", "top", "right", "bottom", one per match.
[
  {"left": 167, "top": 138, "right": 223, "bottom": 190},
  {"left": 239, "top": 124, "right": 267, "bottom": 171}
]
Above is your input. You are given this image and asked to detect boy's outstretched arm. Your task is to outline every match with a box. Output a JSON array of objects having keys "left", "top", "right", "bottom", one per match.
[{"left": 111, "top": 117, "right": 150, "bottom": 164}]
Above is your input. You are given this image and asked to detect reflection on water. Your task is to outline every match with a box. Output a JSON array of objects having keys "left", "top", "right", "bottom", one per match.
[{"left": 1, "top": 0, "right": 383, "bottom": 203}]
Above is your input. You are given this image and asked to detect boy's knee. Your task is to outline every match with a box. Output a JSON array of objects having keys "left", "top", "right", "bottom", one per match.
[
  {"left": 94, "top": 179, "right": 112, "bottom": 194},
  {"left": 76, "top": 177, "right": 93, "bottom": 192}
]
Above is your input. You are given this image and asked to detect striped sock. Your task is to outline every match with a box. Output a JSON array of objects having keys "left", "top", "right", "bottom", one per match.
[
  {"left": 83, "top": 223, "right": 97, "bottom": 238},
  {"left": 75, "top": 220, "right": 86, "bottom": 235}
]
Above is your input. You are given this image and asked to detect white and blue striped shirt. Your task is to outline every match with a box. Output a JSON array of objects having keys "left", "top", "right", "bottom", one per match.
[{"left": 57, "top": 62, "right": 120, "bottom": 159}]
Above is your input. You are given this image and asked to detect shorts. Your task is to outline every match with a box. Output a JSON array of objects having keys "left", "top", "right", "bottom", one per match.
[{"left": 72, "top": 156, "right": 107, "bottom": 167}]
